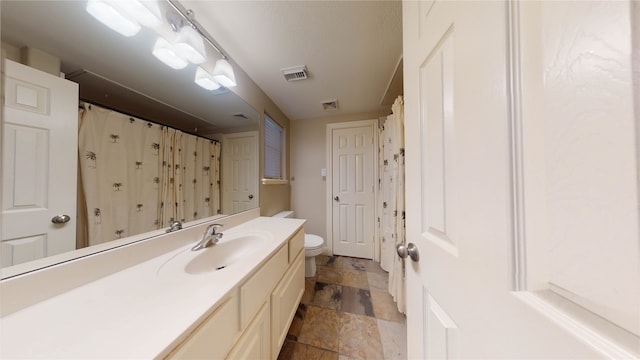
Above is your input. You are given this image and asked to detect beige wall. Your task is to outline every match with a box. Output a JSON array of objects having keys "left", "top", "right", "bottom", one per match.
[{"left": 290, "top": 111, "right": 387, "bottom": 243}]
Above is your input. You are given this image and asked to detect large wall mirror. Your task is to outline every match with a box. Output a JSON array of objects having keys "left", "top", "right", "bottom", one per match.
[{"left": 1, "top": 1, "right": 260, "bottom": 277}]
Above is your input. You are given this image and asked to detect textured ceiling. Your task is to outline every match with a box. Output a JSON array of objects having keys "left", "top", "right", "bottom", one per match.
[{"left": 183, "top": 0, "right": 403, "bottom": 121}]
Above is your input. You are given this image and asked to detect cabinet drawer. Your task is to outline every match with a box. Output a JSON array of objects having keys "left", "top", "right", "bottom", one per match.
[
  {"left": 167, "top": 293, "right": 240, "bottom": 359},
  {"left": 240, "top": 245, "right": 287, "bottom": 327},
  {"left": 288, "top": 229, "right": 304, "bottom": 263}
]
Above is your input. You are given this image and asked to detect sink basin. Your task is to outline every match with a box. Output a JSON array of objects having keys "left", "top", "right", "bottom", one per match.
[
  {"left": 185, "top": 234, "right": 266, "bottom": 274},
  {"left": 156, "top": 231, "right": 271, "bottom": 278}
]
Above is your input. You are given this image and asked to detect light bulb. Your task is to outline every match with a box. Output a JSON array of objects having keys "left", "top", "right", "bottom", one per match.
[
  {"left": 195, "top": 67, "right": 221, "bottom": 90},
  {"left": 213, "top": 59, "right": 236, "bottom": 87},
  {"left": 152, "top": 38, "right": 188, "bottom": 70},
  {"left": 175, "top": 26, "right": 206, "bottom": 64},
  {"left": 118, "top": 0, "right": 162, "bottom": 28},
  {"left": 86, "top": 0, "right": 141, "bottom": 37}
]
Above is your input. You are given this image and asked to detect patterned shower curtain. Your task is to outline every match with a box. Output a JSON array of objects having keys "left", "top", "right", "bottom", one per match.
[
  {"left": 78, "top": 102, "right": 220, "bottom": 246},
  {"left": 158, "top": 126, "right": 221, "bottom": 228},
  {"left": 378, "top": 96, "right": 406, "bottom": 313}
]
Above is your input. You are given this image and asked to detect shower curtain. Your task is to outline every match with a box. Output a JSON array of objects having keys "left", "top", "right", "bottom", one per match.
[
  {"left": 378, "top": 96, "right": 406, "bottom": 313},
  {"left": 158, "top": 126, "right": 221, "bottom": 228},
  {"left": 78, "top": 102, "right": 220, "bottom": 246}
]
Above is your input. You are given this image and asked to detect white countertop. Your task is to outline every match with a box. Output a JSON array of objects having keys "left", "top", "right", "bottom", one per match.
[{"left": 0, "top": 216, "right": 305, "bottom": 359}]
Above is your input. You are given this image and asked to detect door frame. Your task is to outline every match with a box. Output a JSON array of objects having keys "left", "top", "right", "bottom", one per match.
[{"left": 325, "top": 119, "right": 379, "bottom": 260}]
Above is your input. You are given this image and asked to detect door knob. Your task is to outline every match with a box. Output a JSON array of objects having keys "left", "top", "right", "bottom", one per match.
[
  {"left": 396, "top": 243, "right": 420, "bottom": 262},
  {"left": 248, "top": 194, "right": 254, "bottom": 199},
  {"left": 334, "top": 196, "right": 340, "bottom": 202},
  {"left": 51, "top": 214, "right": 71, "bottom": 224}
]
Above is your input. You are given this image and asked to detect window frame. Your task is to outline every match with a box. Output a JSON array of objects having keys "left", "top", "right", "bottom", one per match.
[{"left": 262, "top": 115, "right": 287, "bottom": 185}]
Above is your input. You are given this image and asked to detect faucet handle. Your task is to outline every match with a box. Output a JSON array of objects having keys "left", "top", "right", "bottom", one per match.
[
  {"left": 166, "top": 220, "right": 182, "bottom": 233},
  {"left": 206, "top": 223, "right": 224, "bottom": 235}
]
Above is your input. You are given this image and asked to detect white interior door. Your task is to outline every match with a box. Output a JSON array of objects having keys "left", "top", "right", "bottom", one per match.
[
  {"left": 221, "top": 131, "right": 258, "bottom": 214},
  {"left": 2, "top": 59, "right": 78, "bottom": 267},
  {"left": 328, "top": 120, "right": 376, "bottom": 259},
  {"left": 403, "top": 0, "right": 638, "bottom": 358}
]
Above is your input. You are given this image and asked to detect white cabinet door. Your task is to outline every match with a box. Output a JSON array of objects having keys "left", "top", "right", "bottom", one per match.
[
  {"left": 2, "top": 59, "right": 78, "bottom": 267},
  {"left": 227, "top": 301, "right": 271, "bottom": 360},
  {"left": 403, "top": 0, "right": 638, "bottom": 358},
  {"left": 271, "top": 251, "right": 304, "bottom": 359}
]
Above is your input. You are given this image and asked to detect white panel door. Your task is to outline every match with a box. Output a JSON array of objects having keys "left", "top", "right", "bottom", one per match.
[
  {"left": 403, "top": 0, "right": 638, "bottom": 358},
  {"left": 519, "top": 0, "right": 640, "bottom": 344},
  {"left": 221, "top": 131, "right": 258, "bottom": 214},
  {"left": 2, "top": 59, "right": 78, "bottom": 267},
  {"left": 329, "top": 120, "right": 375, "bottom": 259}
]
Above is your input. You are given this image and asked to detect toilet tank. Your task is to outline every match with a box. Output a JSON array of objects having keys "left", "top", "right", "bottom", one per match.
[{"left": 272, "top": 211, "right": 295, "bottom": 218}]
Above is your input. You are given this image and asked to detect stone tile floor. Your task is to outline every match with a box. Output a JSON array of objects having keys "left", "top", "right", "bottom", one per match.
[{"left": 277, "top": 255, "right": 407, "bottom": 360}]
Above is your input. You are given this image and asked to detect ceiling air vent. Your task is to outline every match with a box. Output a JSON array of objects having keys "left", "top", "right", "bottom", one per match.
[
  {"left": 322, "top": 99, "right": 338, "bottom": 111},
  {"left": 281, "top": 65, "right": 308, "bottom": 82}
]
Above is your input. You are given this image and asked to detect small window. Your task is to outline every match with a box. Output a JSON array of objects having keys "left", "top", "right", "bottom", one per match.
[{"left": 263, "top": 116, "right": 286, "bottom": 183}]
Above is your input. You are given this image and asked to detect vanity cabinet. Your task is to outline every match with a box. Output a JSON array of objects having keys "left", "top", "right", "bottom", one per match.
[{"left": 166, "top": 228, "right": 305, "bottom": 360}]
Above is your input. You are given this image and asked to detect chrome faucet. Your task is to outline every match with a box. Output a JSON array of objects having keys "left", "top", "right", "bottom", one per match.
[
  {"left": 192, "top": 223, "right": 224, "bottom": 251},
  {"left": 166, "top": 220, "right": 182, "bottom": 233}
]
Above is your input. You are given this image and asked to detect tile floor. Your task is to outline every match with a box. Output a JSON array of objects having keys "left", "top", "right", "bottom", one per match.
[{"left": 277, "top": 255, "right": 407, "bottom": 360}]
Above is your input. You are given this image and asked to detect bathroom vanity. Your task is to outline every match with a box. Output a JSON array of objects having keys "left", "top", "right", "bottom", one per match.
[
  {"left": 166, "top": 221, "right": 304, "bottom": 359},
  {"left": 0, "top": 209, "right": 305, "bottom": 359}
]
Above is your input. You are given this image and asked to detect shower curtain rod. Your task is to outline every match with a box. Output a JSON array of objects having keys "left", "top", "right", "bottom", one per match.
[{"left": 79, "top": 99, "right": 220, "bottom": 144}]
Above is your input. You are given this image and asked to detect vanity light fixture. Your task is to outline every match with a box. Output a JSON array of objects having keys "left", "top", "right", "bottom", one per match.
[
  {"left": 213, "top": 59, "right": 237, "bottom": 87},
  {"left": 175, "top": 25, "right": 207, "bottom": 64},
  {"left": 85, "top": 0, "right": 141, "bottom": 37},
  {"left": 194, "top": 66, "right": 221, "bottom": 90},
  {"left": 165, "top": 2, "right": 237, "bottom": 86},
  {"left": 152, "top": 37, "right": 188, "bottom": 69}
]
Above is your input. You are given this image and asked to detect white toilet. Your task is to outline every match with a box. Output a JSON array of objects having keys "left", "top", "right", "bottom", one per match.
[{"left": 272, "top": 211, "right": 325, "bottom": 277}]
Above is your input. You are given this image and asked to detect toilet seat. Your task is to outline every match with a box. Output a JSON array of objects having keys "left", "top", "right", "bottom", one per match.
[{"left": 305, "top": 234, "right": 324, "bottom": 249}]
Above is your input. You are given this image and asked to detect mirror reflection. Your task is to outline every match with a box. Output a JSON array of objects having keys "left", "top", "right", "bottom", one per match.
[{"left": 1, "top": 0, "right": 260, "bottom": 275}]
